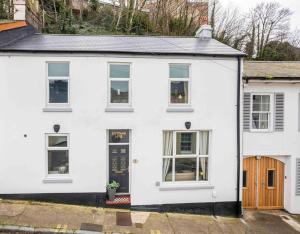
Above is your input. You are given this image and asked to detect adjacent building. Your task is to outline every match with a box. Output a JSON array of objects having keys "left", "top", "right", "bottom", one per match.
[{"left": 243, "top": 61, "right": 300, "bottom": 214}]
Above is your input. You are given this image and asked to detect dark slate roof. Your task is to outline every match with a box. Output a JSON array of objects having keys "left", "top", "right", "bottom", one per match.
[
  {"left": 244, "top": 61, "right": 300, "bottom": 79},
  {"left": 0, "top": 24, "right": 36, "bottom": 47},
  {"left": 0, "top": 33, "right": 245, "bottom": 56}
]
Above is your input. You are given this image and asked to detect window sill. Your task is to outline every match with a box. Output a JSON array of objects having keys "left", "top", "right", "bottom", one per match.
[
  {"left": 43, "top": 177, "right": 73, "bottom": 184},
  {"left": 159, "top": 183, "right": 214, "bottom": 191},
  {"left": 43, "top": 107, "right": 72, "bottom": 112},
  {"left": 166, "top": 107, "right": 194, "bottom": 113},
  {"left": 249, "top": 129, "right": 272, "bottom": 133},
  {"left": 105, "top": 107, "right": 134, "bottom": 112}
]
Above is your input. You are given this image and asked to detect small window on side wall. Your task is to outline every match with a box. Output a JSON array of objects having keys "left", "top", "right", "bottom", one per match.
[
  {"left": 47, "top": 62, "right": 70, "bottom": 105},
  {"left": 47, "top": 134, "right": 69, "bottom": 175},
  {"left": 243, "top": 170, "right": 247, "bottom": 188},
  {"left": 169, "top": 64, "right": 190, "bottom": 105},
  {"left": 109, "top": 63, "right": 131, "bottom": 105}
]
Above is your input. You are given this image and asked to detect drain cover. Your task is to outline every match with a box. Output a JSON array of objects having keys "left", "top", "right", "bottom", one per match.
[
  {"left": 80, "top": 223, "right": 103, "bottom": 232},
  {"left": 116, "top": 212, "right": 132, "bottom": 226}
]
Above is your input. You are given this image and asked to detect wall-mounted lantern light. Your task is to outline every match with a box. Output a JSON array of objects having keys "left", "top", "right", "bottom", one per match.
[
  {"left": 53, "top": 124, "right": 60, "bottom": 133},
  {"left": 185, "top": 121, "right": 191, "bottom": 129}
]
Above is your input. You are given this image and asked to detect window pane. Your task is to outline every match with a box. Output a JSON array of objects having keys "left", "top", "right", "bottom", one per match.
[
  {"left": 110, "top": 64, "right": 130, "bottom": 78},
  {"left": 261, "top": 104, "right": 270, "bottom": 111},
  {"left": 176, "top": 132, "right": 196, "bottom": 155},
  {"left": 262, "top": 95, "right": 270, "bottom": 103},
  {"left": 163, "top": 131, "right": 173, "bottom": 156},
  {"left": 243, "top": 170, "right": 247, "bottom": 187},
  {"left": 48, "top": 63, "right": 69, "bottom": 77},
  {"left": 252, "top": 95, "right": 261, "bottom": 104},
  {"left": 199, "top": 131, "right": 209, "bottom": 155},
  {"left": 260, "top": 120, "right": 269, "bottom": 129},
  {"left": 170, "top": 64, "right": 189, "bottom": 78},
  {"left": 109, "top": 130, "right": 129, "bottom": 143},
  {"left": 253, "top": 104, "right": 260, "bottom": 111},
  {"left": 171, "top": 81, "right": 188, "bottom": 104},
  {"left": 163, "top": 158, "right": 173, "bottom": 181},
  {"left": 48, "top": 150, "right": 69, "bottom": 174},
  {"left": 252, "top": 113, "right": 259, "bottom": 129},
  {"left": 175, "top": 158, "right": 196, "bottom": 181},
  {"left": 49, "top": 80, "right": 68, "bottom": 103},
  {"left": 199, "top": 157, "right": 208, "bottom": 181},
  {"left": 268, "top": 170, "right": 275, "bottom": 187},
  {"left": 111, "top": 81, "right": 129, "bottom": 103},
  {"left": 48, "top": 136, "right": 68, "bottom": 147}
]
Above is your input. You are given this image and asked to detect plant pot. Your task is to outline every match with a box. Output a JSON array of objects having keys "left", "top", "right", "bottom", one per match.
[{"left": 107, "top": 188, "right": 117, "bottom": 201}]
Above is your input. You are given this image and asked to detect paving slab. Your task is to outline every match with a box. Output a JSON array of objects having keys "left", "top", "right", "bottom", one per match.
[
  {"left": 243, "top": 210, "right": 299, "bottom": 234},
  {"left": 16, "top": 204, "right": 104, "bottom": 230}
]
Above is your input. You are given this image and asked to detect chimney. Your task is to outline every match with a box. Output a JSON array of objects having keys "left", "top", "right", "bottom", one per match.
[
  {"left": 195, "top": 24, "right": 212, "bottom": 39},
  {"left": 13, "top": 0, "right": 26, "bottom": 21}
]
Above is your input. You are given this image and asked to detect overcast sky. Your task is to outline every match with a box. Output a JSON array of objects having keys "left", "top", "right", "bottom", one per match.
[{"left": 219, "top": 0, "right": 300, "bottom": 30}]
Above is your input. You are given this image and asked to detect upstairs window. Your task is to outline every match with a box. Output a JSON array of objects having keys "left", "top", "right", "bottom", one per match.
[
  {"left": 251, "top": 94, "right": 270, "bottom": 130},
  {"left": 47, "top": 62, "right": 69, "bottom": 105},
  {"left": 169, "top": 64, "right": 190, "bottom": 105},
  {"left": 109, "top": 63, "right": 131, "bottom": 105}
]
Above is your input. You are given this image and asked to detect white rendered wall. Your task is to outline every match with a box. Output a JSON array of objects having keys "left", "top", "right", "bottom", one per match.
[
  {"left": 0, "top": 54, "right": 240, "bottom": 206},
  {"left": 243, "top": 82, "right": 300, "bottom": 214}
]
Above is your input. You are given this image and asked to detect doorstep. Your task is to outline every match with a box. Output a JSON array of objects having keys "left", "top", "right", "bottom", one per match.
[{"left": 105, "top": 195, "right": 131, "bottom": 209}]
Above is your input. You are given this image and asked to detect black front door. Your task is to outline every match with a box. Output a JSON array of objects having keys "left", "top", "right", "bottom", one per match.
[{"left": 109, "top": 130, "right": 130, "bottom": 193}]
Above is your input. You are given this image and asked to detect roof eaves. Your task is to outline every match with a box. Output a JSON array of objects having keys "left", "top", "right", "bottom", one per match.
[{"left": 0, "top": 49, "right": 246, "bottom": 57}]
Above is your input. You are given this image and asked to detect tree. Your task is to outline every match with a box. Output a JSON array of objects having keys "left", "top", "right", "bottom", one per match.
[
  {"left": 248, "top": 2, "right": 292, "bottom": 59},
  {"left": 259, "top": 41, "right": 299, "bottom": 61}
]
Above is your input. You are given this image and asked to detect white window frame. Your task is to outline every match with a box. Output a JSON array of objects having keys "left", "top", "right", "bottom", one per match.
[
  {"left": 108, "top": 62, "right": 132, "bottom": 107},
  {"left": 162, "top": 130, "right": 210, "bottom": 184},
  {"left": 250, "top": 93, "right": 273, "bottom": 132},
  {"left": 168, "top": 63, "right": 191, "bottom": 107},
  {"left": 45, "top": 133, "right": 70, "bottom": 177},
  {"left": 46, "top": 62, "right": 70, "bottom": 108}
]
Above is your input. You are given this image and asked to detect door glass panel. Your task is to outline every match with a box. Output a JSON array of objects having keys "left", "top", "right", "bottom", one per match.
[
  {"left": 268, "top": 170, "right": 275, "bottom": 187},
  {"left": 109, "top": 130, "right": 129, "bottom": 143}
]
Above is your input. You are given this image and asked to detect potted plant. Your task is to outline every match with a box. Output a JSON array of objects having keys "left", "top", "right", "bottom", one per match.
[{"left": 106, "top": 180, "right": 120, "bottom": 201}]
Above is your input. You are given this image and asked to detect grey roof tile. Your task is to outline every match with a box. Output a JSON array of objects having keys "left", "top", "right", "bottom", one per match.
[
  {"left": 244, "top": 61, "right": 300, "bottom": 78},
  {"left": 0, "top": 34, "right": 245, "bottom": 56}
]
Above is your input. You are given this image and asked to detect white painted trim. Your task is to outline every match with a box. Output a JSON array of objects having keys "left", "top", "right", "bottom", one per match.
[
  {"left": 105, "top": 107, "right": 134, "bottom": 112},
  {"left": 107, "top": 62, "right": 132, "bottom": 108},
  {"left": 162, "top": 130, "right": 211, "bottom": 184},
  {"left": 250, "top": 93, "right": 274, "bottom": 132},
  {"left": 166, "top": 107, "right": 194, "bottom": 113},
  {"left": 43, "top": 107, "right": 73, "bottom": 112},
  {"left": 45, "top": 61, "right": 71, "bottom": 109},
  {"left": 159, "top": 183, "right": 214, "bottom": 191},
  {"left": 168, "top": 63, "right": 192, "bottom": 107},
  {"left": 43, "top": 178, "right": 73, "bottom": 183},
  {"left": 45, "top": 133, "right": 71, "bottom": 180}
]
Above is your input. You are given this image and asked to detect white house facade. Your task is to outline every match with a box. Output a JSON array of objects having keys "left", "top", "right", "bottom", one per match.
[
  {"left": 243, "top": 61, "right": 300, "bottom": 214},
  {"left": 0, "top": 26, "right": 244, "bottom": 215}
]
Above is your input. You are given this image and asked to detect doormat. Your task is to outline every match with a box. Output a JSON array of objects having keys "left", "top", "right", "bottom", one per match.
[
  {"left": 80, "top": 223, "right": 103, "bottom": 232},
  {"left": 106, "top": 195, "right": 131, "bottom": 205},
  {"left": 116, "top": 211, "right": 132, "bottom": 226}
]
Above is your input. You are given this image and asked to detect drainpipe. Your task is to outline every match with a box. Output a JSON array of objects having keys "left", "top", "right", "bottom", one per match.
[{"left": 236, "top": 57, "right": 241, "bottom": 217}]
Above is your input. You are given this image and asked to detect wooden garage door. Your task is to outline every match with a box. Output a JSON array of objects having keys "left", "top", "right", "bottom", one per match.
[{"left": 243, "top": 156, "right": 284, "bottom": 209}]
